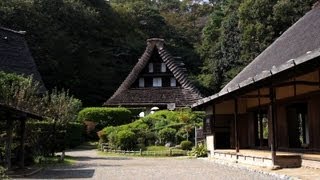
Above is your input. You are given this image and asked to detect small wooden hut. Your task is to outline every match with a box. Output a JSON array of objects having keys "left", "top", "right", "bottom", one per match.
[
  {"left": 192, "top": 2, "right": 320, "bottom": 168},
  {"left": 104, "top": 38, "right": 203, "bottom": 110}
]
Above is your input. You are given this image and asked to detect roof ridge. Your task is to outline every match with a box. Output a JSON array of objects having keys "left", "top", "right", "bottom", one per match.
[
  {"left": 0, "top": 27, "right": 26, "bottom": 35},
  {"left": 105, "top": 41, "right": 155, "bottom": 102},
  {"left": 313, "top": 0, "right": 320, "bottom": 9},
  {"left": 156, "top": 46, "right": 203, "bottom": 97},
  {"left": 105, "top": 39, "right": 203, "bottom": 106}
]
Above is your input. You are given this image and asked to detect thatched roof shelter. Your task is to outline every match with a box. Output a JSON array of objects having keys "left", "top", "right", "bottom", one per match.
[
  {"left": 0, "top": 27, "right": 45, "bottom": 170},
  {"left": 105, "top": 38, "right": 203, "bottom": 108}
]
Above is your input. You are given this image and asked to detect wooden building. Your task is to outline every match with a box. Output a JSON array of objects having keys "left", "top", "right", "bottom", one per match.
[
  {"left": 104, "top": 38, "right": 203, "bottom": 110},
  {"left": 192, "top": 3, "right": 320, "bottom": 168}
]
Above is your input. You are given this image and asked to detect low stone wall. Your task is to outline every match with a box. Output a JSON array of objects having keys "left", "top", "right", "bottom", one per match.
[
  {"left": 212, "top": 151, "right": 273, "bottom": 167},
  {"left": 211, "top": 151, "right": 309, "bottom": 168}
]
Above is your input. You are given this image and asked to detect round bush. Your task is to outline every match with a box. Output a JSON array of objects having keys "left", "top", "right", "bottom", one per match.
[
  {"left": 180, "top": 140, "right": 193, "bottom": 150},
  {"left": 158, "top": 127, "right": 176, "bottom": 144},
  {"left": 116, "top": 130, "right": 136, "bottom": 150}
]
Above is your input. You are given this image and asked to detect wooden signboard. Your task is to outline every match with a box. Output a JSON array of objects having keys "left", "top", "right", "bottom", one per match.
[{"left": 203, "top": 115, "right": 213, "bottom": 135}]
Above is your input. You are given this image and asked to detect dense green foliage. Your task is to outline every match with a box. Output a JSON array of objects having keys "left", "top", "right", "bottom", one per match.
[
  {"left": 98, "top": 109, "right": 205, "bottom": 150},
  {"left": 158, "top": 127, "right": 176, "bottom": 144},
  {"left": 0, "top": 71, "right": 82, "bottom": 167},
  {"left": 78, "top": 107, "right": 132, "bottom": 126},
  {"left": 26, "top": 121, "right": 85, "bottom": 156},
  {"left": 0, "top": 71, "right": 82, "bottom": 122},
  {"left": 197, "top": 0, "right": 317, "bottom": 94},
  {"left": 0, "top": 0, "right": 316, "bottom": 102},
  {"left": 0, "top": 0, "right": 212, "bottom": 106}
]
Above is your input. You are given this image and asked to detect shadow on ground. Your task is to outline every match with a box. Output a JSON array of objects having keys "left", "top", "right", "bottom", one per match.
[{"left": 29, "top": 169, "right": 95, "bottom": 179}]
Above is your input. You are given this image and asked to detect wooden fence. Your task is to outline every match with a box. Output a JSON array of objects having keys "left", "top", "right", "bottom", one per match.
[{"left": 100, "top": 143, "right": 189, "bottom": 157}]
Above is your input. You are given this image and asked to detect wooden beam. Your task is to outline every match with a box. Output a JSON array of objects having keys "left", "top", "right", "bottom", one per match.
[
  {"left": 274, "top": 81, "right": 320, "bottom": 88},
  {"left": 212, "top": 104, "right": 216, "bottom": 151},
  {"left": 234, "top": 98, "right": 239, "bottom": 153},
  {"left": 269, "top": 87, "right": 277, "bottom": 166},
  {"left": 240, "top": 94, "right": 269, "bottom": 99},
  {"left": 294, "top": 79, "right": 297, "bottom": 97},
  {"left": 318, "top": 69, "right": 320, "bottom": 88},
  {"left": 258, "top": 89, "right": 263, "bottom": 148}
]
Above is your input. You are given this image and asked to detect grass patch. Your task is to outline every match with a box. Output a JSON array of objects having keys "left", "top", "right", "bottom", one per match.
[
  {"left": 34, "top": 155, "right": 76, "bottom": 167},
  {"left": 146, "top": 146, "right": 169, "bottom": 151}
]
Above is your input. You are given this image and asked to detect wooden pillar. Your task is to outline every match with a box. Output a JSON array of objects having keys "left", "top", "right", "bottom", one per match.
[
  {"left": 269, "top": 87, "right": 277, "bottom": 165},
  {"left": 258, "top": 89, "right": 263, "bottom": 148},
  {"left": 318, "top": 69, "right": 320, "bottom": 88},
  {"left": 212, "top": 104, "right": 216, "bottom": 150},
  {"left": 19, "top": 116, "right": 27, "bottom": 169},
  {"left": 5, "top": 116, "right": 13, "bottom": 169},
  {"left": 234, "top": 98, "right": 239, "bottom": 153}
]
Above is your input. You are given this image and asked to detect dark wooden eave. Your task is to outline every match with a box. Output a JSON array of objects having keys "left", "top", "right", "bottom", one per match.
[{"left": 0, "top": 103, "right": 43, "bottom": 120}]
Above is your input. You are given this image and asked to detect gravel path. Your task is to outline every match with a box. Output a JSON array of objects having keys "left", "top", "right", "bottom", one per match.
[{"left": 20, "top": 149, "right": 280, "bottom": 180}]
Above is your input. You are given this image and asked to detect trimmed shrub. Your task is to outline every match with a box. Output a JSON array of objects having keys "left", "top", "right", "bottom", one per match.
[
  {"left": 180, "top": 140, "right": 193, "bottom": 150},
  {"left": 78, "top": 107, "right": 132, "bottom": 127},
  {"left": 78, "top": 107, "right": 132, "bottom": 140},
  {"left": 116, "top": 130, "right": 136, "bottom": 150},
  {"left": 158, "top": 127, "right": 176, "bottom": 144},
  {"left": 98, "top": 126, "right": 116, "bottom": 143}
]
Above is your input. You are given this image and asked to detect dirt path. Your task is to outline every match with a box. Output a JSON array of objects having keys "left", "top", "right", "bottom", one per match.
[{"left": 20, "top": 149, "right": 280, "bottom": 180}]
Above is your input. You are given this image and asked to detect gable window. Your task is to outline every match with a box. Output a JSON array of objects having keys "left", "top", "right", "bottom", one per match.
[
  {"left": 149, "top": 63, "right": 154, "bottom": 73},
  {"left": 139, "top": 78, "right": 145, "bottom": 87},
  {"left": 161, "top": 63, "right": 166, "bottom": 72},
  {"left": 153, "top": 77, "right": 162, "bottom": 87},
  {"left": 170, "top": 77, "right": 176, "bottom": 87}
]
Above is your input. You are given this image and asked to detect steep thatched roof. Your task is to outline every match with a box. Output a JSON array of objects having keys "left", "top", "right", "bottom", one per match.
[
  {"left": 192, "top": 3, "right": 320, "bottom": 108},
  {"left": 104, "top": 38, "right": 203, "bottom": 107},
  {"left": 0, "top": 27, "right": 46, "bottom": 92}
]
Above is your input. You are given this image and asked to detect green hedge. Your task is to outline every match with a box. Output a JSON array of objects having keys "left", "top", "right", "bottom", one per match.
[
  {"left": 26, "top": 121, "right": 85, "bottom": 156},
  {"left": 77, "top": 107, "right": 132, "bottom": 127}
]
